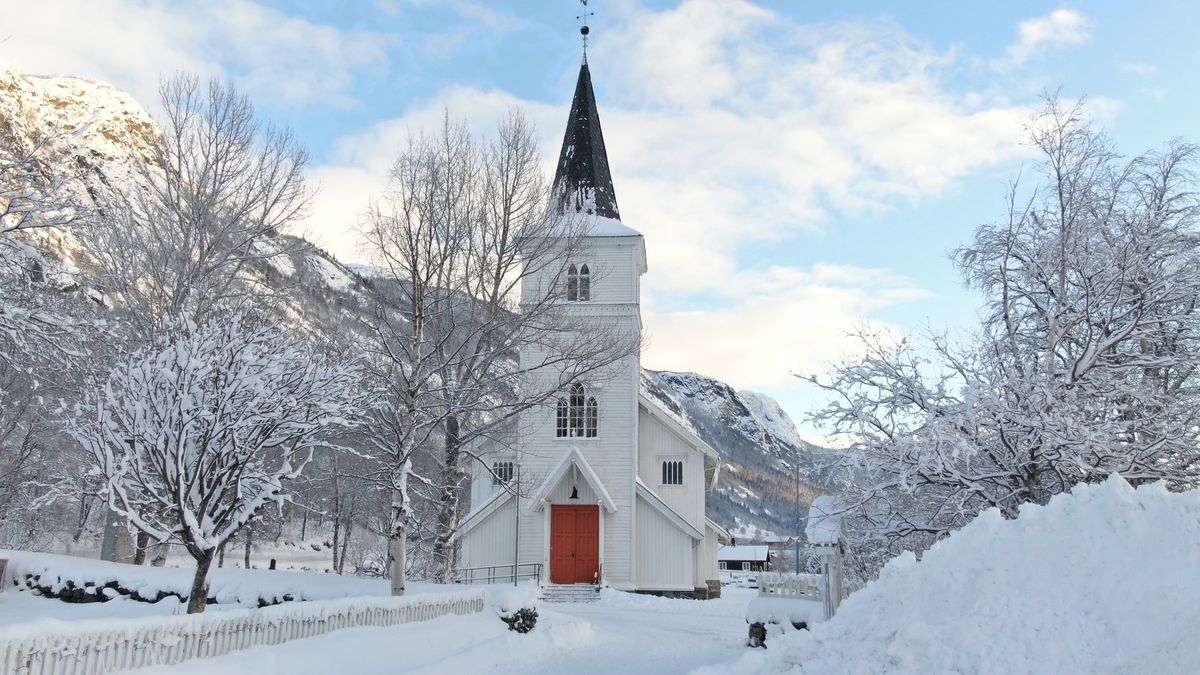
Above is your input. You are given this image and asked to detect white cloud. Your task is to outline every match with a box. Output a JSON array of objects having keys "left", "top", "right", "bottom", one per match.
[
  {"left": 300, "top": 85, "right": 564, "bottom": 264},
  {"left": 0, "top": 0, "right": 392, "bottom": 108},
  {"left": 1006, "top": 9, "right": 1093, "bottom": 65},
  {"left": 303, "top": 0, "right": 1036, "bottom": 399},
  {"left": 642, "top": 264, "right": 929, "bottom": 389},
  {"left": 1119, "top": 61, "right": 1157, "bottom": 77}
]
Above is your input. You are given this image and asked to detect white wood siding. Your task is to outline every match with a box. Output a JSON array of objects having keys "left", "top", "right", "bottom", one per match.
[
  {"left": 696, "top": 523, "right": 721, "bottom": 586},
  {"left": 635, "top": 494, "right": 695, "bottom": 590},
  {"left": 546, "top": 471, "right": 599, "bottom": 503},
  {"left": 459, "top": 496, "right": 516, "bottom": 572},
  {"left": 637, "top": 407, "right": 706, "bottom": 532},
  {"left": 521, "top": 239, "right": 640, "bottom": 305}
]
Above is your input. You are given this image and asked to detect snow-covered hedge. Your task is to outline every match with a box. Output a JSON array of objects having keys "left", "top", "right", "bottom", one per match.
[
  {"left": 707, "top": 475, "right": 1200, "bottom": 674},
  {"left": 3, "top": 550, "right": 381, "bottom": 607},
  {"left": 0, "top": 588, "right": 486, "bottom": 675}
]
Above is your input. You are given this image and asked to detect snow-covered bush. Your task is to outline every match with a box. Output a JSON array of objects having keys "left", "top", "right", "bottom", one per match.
[
  {"left": 500, "top": 606, "right": 538, "bottom": 634},
  {"left": 489, "top": 583, "right": 539, "bottom": 634}
]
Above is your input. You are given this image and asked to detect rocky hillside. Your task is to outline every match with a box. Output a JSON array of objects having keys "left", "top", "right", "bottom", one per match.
[
  {"left": 3, "top": 67, "right": 832, "bottom": 541},
  {"left": 643, "top": 370, "right": 834, "bottom": 538}
]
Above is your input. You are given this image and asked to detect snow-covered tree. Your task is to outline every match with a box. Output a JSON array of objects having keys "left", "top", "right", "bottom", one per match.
[
  {"left": 0, "top": 102, "right": 92, "bottom": 548},
  {"left": 359, "top": 111, "right": 640, "bottom": 591},
  {"left": 72, "top": 313, "right": 365, "bottom": 613},
  {"left": 806, "top": 98, "right": 1200, "bottom": 575}
]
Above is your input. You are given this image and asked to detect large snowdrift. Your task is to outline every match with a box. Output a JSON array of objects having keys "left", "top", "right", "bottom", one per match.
[{"left": 705, "top": 475, "right": 1200, "bottom": 674}]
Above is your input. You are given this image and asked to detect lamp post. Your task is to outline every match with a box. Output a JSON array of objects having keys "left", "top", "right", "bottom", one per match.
[
  {"left": 794, "top": 449, "right": 801, "bottom": 574},
  {"left": 513, "top": 462, "right": 520, "bottom": 587}
]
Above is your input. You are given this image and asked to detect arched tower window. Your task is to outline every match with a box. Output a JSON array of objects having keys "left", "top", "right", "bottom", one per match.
[
  {"left": 566, "top": 263, "right": 591, "bottom": 302},
  {"left": 578, "top": 264, "right": 591, "bottom": 301},
  {"left": 567, "top": 264, "right": 578, "bottom": 301},
  {"left": 556, "top": 383, "right": 598, "bottom": 438}
]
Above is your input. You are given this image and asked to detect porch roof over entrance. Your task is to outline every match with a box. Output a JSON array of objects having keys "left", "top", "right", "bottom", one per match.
[{"left": 528, "top": 446, "right": 618, "bottom": 513}]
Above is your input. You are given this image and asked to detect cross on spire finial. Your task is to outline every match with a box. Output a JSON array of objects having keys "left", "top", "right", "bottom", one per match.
[{"left": 577, "top": 0, "right": 594, "bottom": 63}]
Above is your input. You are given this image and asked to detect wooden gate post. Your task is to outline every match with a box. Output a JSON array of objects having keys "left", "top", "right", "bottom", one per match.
[{"left": 814, "top": 544, "right": 843, "bottom": 619}]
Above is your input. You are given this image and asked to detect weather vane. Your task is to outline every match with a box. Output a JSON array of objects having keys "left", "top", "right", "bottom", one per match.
[{"left": 578, "top": 0, "right": 594, "bottom": 62}]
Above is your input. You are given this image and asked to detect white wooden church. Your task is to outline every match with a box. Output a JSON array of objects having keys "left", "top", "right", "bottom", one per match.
[{"left": 457, "top": 55, "right": 729, "bottom": 598}]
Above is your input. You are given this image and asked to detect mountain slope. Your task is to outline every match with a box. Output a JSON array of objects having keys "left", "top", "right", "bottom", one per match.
[{"left": 643, "top": 370, "right": 833, "bottom": 538}]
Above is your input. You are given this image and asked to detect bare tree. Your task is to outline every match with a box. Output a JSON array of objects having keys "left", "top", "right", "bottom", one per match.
[
  {"left": 805, "top": 97, "right": 1200, "bottom": 577},
  {"left": 358, "top": 110, "right": 640, "bottom": 592},
  {"left": 83, "top": 72, "right": 311, "bottom": 337},
  {"left": 72, "top": 312, "right": 366, "bottom": 613}
]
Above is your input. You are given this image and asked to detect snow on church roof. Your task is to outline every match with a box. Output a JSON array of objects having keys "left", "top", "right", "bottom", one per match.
[{"left": 585, "top": 214, "right": 641, "bottom": 237}]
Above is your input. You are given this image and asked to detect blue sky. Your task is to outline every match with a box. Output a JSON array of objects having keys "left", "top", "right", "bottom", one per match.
[{"left": 4, "top": 0, "right": 1199, "bottom": 442}]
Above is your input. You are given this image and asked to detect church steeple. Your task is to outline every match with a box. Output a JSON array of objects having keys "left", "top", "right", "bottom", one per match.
[{"left": 552, "top": 60, "right": 621, "bottom": 221}]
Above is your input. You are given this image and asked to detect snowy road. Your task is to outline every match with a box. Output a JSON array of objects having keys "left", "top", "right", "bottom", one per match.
[{"left": 128, "top": 591, "right": 753, "bottom": 675}]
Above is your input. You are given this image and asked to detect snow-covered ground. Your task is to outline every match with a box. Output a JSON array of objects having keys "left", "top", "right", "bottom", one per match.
[
  {"left": 125, "top": 588, "right": 756, "bottom": 675},
  {"left": 705, "top": 475, "right": 1200, "bottom": 674},
  {"left": 7, "top": 475, "right": 1197, "bottom": 673},
  {"left": 1, "top": 551, "right": 757, "bottom": 674}
]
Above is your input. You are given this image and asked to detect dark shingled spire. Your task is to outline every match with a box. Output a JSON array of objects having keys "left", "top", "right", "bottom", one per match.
[{"left": 552, "top": 61, "right": 621, "bottom": 220}]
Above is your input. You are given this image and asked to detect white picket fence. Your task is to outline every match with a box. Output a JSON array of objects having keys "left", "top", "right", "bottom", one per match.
[{"left": 0, "top": 589, "right": 487, "bottom": 675}]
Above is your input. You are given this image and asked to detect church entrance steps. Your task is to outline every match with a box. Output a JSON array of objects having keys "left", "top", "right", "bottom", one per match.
[{"left": 540, "top": 584, "right": 601, "bottom": 603}]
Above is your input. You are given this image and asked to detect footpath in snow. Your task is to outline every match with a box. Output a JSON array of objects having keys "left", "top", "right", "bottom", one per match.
[{"left": 703, "top": 475, "right": 1200, "bottom": 675}]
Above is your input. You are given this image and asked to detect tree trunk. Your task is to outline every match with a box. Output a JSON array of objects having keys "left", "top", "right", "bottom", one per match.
[
  {"left": 301, "top": 508, "right": 308, "bottom": 540},
  {"left": 339, "top": 518, "right": 353, "bottom": 575},
  {"left": 389, "top": 491, "right": 407, "bottom": 596},
  {"left": 99, "top": 511, "right": 119, "bottom": 562},
  {"left": 243, "top": 522, "right": 253, "bottom": 569},
  {"left": 186, "top": 551, "right": 215, "bottom": 614},
  {"left": 218, "top": 542, "right": 226, "bottom": 568},
  {"left": 331, "top": 470, "right": 342, "bottom": 572},
  {"left": 72, "top": 495, "right": 94, "bottom": 543},
  {"left": 432, "top": 414, "right": 463, "bottom": 582},
  {"left": 331, "top": 514, "right": 341, "bottom": 572},
  {"left": 133, "top": 531, "right": 150, "bottom": 565}
]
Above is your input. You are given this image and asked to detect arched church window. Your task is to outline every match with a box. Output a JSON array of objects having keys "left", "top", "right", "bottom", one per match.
[
  {"left": 585, "top": 394, "right": 598, "bottom": 437},
  {"left": 556, "top": 398, "right": 569, "bottom": 437},
  {"left": 662, "top": 459, "right": 684, "bottom": 485},
  {"left": 567, "top": 264, "right": 579, "bottom": 301},
  {"left": 578, "top": 264, "right": 591, "bottom": 301},
  {"left": 492, "top": 460, "right": 514, "bottom": 485},
  {"left": 556, "top": 383, "right": 598, "bottom": 438},
  {"left": 566, "top": 263, "right": 591, "bottom": 302}
]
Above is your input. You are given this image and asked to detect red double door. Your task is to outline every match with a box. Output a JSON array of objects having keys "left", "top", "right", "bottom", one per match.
[{"left": 550, "top": 505, "right": 600, "bottom": 584}]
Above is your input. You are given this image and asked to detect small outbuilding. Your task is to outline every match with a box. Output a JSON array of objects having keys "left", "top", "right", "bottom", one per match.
[{"left": 718, "top": 545, "right": 769, "bottom": 572}]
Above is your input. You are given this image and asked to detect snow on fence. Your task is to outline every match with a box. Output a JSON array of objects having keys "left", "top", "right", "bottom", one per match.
[
  {"left": 757, "top": 572, "right": 822, "bottom": 599},
  {"left": 0, "top": 589, "right": 486, "bottom": 675}
]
